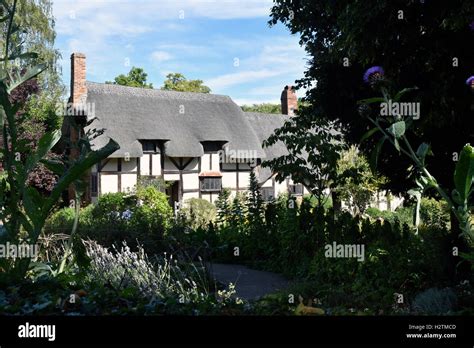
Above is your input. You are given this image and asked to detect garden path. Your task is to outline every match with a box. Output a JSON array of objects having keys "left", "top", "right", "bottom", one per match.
[{"left": 207, "top": 263, "right": 291, "bottom": 300}]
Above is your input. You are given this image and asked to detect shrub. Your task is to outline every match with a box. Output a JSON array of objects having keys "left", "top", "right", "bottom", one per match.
[
  {"left": 179, "top": 198, "right": 216, "bottom": 230},
  {"left": 366, "top": 198, "right": 450, "bottom": 230},
  {"left": 133, "top": 185, "right": 173, "bottom": 233},
  {"left": 208, "top": 188, "right": 454, "bottom": 312},
  {"left": 215, "top": 189, "right": 231, "bottom": 226},
  {"left": 44, "top": 207, "right": 76, "bottom": 234},
  {"left": 419, "top": 197, "right": 450, "bottom": 229},
  {"left": 85, "top": 241, "right": 209, "bottom": 303},
  {"left": 412, "top": 288, "right": 457, "bottom": 315},
  {"left": 45, "top": 187, "right": 173, "bottom": 253},
  {"left": 91, "top": 192, "right": 129, "bottom": 223}
]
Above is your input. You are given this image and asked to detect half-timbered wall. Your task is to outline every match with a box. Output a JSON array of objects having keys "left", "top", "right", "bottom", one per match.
[{"left": 93, "top": 152, "right": 302, "bottom": 206}]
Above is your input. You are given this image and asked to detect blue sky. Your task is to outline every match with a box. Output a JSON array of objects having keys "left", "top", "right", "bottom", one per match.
[{"left": 53, "top": 0, "right": 309, "bottom": 105}]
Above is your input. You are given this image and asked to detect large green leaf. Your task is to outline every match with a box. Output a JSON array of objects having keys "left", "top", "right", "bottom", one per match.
[
  {"left": 393, "top": 87, "right": 418, "bottom": 102},
  {"left": 416, "top": 142, "right": 432, "bottom": 164},
  {"left": 387, "top": 121, "right": 406, "bottom": 139},
  {"left": 40, "top": 158, "right": 65, "bottom": 175},
  {"left": 23, "top": 187, "right": 44, "bottom": 229},
  {"left": 369, "top": 135, "right": 387, "bottom": 171},
  {"left": 7, "top": 63, "right": 47, "bottom": 94},
  {"left": 360, "top": 127, "right": 379, "bottom": 142},
  {"left": 41, "top": 139, "right": 120, "bottom": 222},
  {"left": 357, "top": 97, "right": 385, "bottom": 105},
  {"left": 25, "top": 129, "right": 61, "bottom": 173},
  {"left": 6, "top": 52, "right": 38, "bottom": 61},
  {"left": 453, "top": 144, "right": 474, "bottom": 202},
  {"left": 0, "top": 107, "right": 5, "bottom": 127}
]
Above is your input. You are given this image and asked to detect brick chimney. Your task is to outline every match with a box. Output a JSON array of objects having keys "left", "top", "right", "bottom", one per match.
[
  {"left": 281, "top": 85, "right": 297, "bottom": 116},
  {"left": 68, "top": 53, "right": 89, "bottom": 204},
  {"left": 70, "top": 52, "right": 87, "bottom": 105}
]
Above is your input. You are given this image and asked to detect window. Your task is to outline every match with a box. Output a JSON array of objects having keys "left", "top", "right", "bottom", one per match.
[
  {"left": 200, "top": 177, "right": 222, "bottom": 192},
  {"left": 91, "top": 173, "right": 98, "bottom": 196},
  {"left": 289, "top": 184, "right": 304, "bottom": 196},
  {"left": 202, "top": 141, "right": 225, "bottom": 153},
  {"left": 261, "top": 187, "right": 275, "bottom": 202},
  {"left": 142, "top": 141, "right": 156, "bottom": 153}
]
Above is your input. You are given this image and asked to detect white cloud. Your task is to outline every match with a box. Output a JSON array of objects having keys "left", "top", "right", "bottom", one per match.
[
  {"left": 151, "top": 51, "right": 173, "bottom": 63},
  {"left": 53, "top": 0, "right": 307, "bottom": 103},
  {"left": 206, "top": 69, "right": 281, "bottom": 90},
  {"left": 205, "top": 37, "right": 307, "bottom": 93}
]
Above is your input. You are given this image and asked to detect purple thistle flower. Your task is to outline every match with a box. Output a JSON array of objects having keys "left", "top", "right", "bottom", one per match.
[
  {"left": 470, "top": 21, "right": 474, "bottom": 31},
  {"left": 363, "top": 66, "right": 385, "bottom": 85},
  {"left": 466, "top": 76, "right": 474, "bottom": 90}
]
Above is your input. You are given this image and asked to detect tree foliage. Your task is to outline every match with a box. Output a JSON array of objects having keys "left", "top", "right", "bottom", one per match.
[
  {"left": 0, "top": 0, "right": 119, "bottom": 280},
  {"left": 106, "top": 67, "right": 153, "bottom": 89},
  {"left": 263, "top": 110, "right": 344, "bottom": 207},
  {"left": 241, "top": 103, "right": 281, "bottom": 114},
  {"left": 161, "top": 73, "right": 210, "bottom": 93},
  {"left": 269, "top": 0, "right": 474, "bottom": 193},
  {"left": 10, "top": 0, "right": 63, "bottom": 93},
  {"left": 335, "top": 146, "right": 387, "bottom": 215}
]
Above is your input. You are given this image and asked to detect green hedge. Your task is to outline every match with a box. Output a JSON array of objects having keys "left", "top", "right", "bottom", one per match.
[{"left": 45, "top": 187, "right": 173, "bottom": 251}]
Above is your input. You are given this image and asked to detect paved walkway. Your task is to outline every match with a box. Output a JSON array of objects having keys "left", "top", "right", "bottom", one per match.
[{"left": 207, "top": 263, "right": 291, "bottom": 300}]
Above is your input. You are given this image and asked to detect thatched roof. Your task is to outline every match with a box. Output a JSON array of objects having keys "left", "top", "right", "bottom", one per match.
[
  {"left": 244, "top": 112, "right": 290, "bottom": 183},
  {"left": 85, "top": 82, "right": 268, "bottom": 159}
]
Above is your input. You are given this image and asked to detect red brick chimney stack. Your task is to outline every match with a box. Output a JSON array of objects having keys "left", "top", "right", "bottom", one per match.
[
  {"left": 68, "top": 53, "right": 88, "bottom": 203},
  {"left": 280, "top": 85, "right": 298, "bottom": 116},
  {"left": 70, "top": 52, "right": 87, "bottom": 105}
]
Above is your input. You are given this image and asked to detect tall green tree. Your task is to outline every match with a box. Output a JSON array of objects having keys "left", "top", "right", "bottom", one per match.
[
  {"left": 0, "top": 0, "right": 63, "bottom": 187},
  {"left": 0, "top": 0, "right": 119, "bottom": 280},
  {"left": 161, "top": 73, "right": 210, "bottom": 93},
  {"left": 106, "top": 67, "right": 153, "bottom": 89},
  {"left": 10, "top": 0, "right": 63, "bottom": 94},
  {"left": 263, "top": 113, "right": 344, "bottom": 208},
  {"left": 269, "top": 1, "right": 474, "bottom": 194}
]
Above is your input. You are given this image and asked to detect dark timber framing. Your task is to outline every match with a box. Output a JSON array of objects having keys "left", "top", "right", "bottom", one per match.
[
  {"left": 166, "top": 156, "right": 197, "bottom": 202},
  {"left": 117, "top": 158, "right": 122, "bottom": 192},
  {"left": 198, "top": 157, "right": 202, "bottom": 198},
  {"left": 236, "top": 163, "right": 239, "bottom": 191},
  {"left": 137, "top": 157, "right": 141, "bottom": 183},
  {"left": 97, "top": 163, "right": 101, "bottom": 196},
  {"left": 149, "top": 154, "right": 153, "bottom": 176}
]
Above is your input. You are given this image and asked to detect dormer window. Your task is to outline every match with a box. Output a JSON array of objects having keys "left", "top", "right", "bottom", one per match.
[{"left": 142, "top": 141, "right": 156, "bottom": 153}]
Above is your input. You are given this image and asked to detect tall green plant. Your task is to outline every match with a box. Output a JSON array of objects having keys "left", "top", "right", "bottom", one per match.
[
  {"left": 263, "top": 108, "right": 343, "bottom": 208},
  {"left": 246, "top": 171, "right": 264, "bottom": 224},
  {"left": 358, "top": 67, "right": 473, "bottom": 263},
  {"left": 215, "top": 188, "right": 231, "bottom": 226},
  {"left": 0, "top": 0, "right": 119, "bottom": 280}
]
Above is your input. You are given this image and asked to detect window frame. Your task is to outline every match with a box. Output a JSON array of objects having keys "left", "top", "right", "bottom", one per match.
[
  {"left": 200, "top": 177, "right": 222, "bottom": 192},
  {"left": 141, "top": 141, "right": 157, "bottom": 153},
  {"left": 90, "top": 173, "right": 98, "bottom": 196},
  {"left": 260, "top": 187, "right": 275, "bottom": 202},
  {"left": 289, "top": 183, "right": 304, "bottom": 196}
]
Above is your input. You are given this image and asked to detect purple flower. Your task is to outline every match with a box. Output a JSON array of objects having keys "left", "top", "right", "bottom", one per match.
[
  {"left": 466, "top": 76, "right": 474, "bottom": 90},
  {"left": 470, "top": 21, "right": 474, "bottom": 31},
  {"left": 363, "top": 66, "right": 385, "bottom": 85},
  {"left": 122, "top": 209, "right": 133, "bottom": 220}
]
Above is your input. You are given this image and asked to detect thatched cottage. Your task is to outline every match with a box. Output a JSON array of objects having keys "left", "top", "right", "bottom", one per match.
[{"left": 65, "top": 53, "right": 307, "bottom": 208}]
